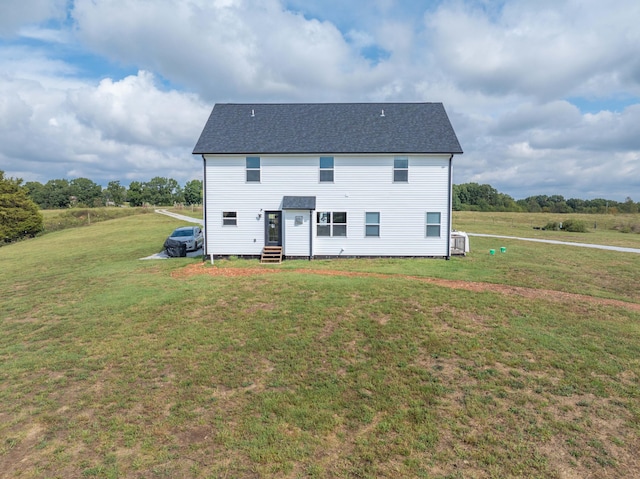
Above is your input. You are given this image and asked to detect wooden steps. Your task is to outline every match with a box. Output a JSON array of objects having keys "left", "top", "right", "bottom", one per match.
[{"left": 260, "top": 246, "right": 283, "bottom": 264}]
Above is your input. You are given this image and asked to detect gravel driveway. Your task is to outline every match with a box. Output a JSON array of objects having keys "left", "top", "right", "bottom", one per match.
[
  {"left": 154, "top": 209, "right": 204, "bottom": 225},
  {"left": 468, "top": 233, "right": 640, "bottom": 254}
]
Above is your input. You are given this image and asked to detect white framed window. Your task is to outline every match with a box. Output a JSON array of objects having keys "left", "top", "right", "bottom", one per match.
[
  {"left": 246, "top": 157, "right": 260, "bottom": 182},
  {"left": 320, "top": 156, "right": 334, "bottom": 182},
  {"left": 317, "top": 211, "right": 347, "bottom": 237},
  {"left": 426, "top": 212, "right": 441, "bottom": 237},
  {"left": 223, "top": 211, "right": 237, "bottom": 226},
  {"left": 394, "top": 157, "right": 408, "bottom": 182},
  {"left": 365, "top": 212, "right": 380, "bottom": 237}
]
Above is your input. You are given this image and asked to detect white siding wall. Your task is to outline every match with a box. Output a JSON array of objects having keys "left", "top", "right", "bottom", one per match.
[
  {"left": 204, "top": 154, "right": 451, "bottom": 257},
  {"left": 283, "top": 210, "right": 312, "bottom": 257}
]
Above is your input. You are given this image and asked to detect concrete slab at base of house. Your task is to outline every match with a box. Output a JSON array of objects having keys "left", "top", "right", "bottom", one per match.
[{"left": 140, "top": 248, "right": 203, "bottom": 260}]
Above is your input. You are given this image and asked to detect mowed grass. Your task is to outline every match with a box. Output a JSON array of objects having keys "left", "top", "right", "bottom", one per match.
[
  {"left": 0, "top": 213, "right": 639, "bottom": 478},
  {"left": 453, "top": 211, "right": 640, "bottom": 249}
]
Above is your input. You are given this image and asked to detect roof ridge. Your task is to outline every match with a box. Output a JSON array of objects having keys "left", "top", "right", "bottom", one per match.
[
  {"left": 215, "top": 102, "right": 442, "bottom": 105},
  {"left": 194, "top": 102, "right": 462, "bottom": 155}
]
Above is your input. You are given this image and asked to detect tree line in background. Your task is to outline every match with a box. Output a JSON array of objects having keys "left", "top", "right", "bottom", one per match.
[
  {"left": 1, "top": 173, "right": 202, "bottom": 243},
  {"left": 11, "top": 175, "right": 640, "bottom": 214},
  {"left": 2, "top": 170, "right": 639, "bottom": 244},
  {"left": 23, "top": 176, "right": 203, "bottom": 209},
  {"left": 453, "top": 183, "right": 639, "bottom": 214}
]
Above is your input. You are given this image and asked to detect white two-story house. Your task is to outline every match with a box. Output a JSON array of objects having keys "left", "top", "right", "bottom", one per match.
[{"left": 192, "top": 103, "right": 463, "bottom": 260}]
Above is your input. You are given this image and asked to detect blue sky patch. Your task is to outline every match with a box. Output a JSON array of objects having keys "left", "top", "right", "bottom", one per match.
[
  {"left": 361, "top": 45, "right": 391, "bottom": 65},
  {"left": 568, "top": 96, "right": 639, "bottom": 114}
]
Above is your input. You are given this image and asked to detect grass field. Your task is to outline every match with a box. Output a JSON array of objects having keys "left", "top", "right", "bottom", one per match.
[
  {"left": 1, "top": 212, "right": 639, "bottom": 478},
  {"left": 453, "top": 211, "right": 640, "bottom": 249}
]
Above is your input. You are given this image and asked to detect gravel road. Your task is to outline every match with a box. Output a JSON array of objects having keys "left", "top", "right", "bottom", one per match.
[{"left": 468, "top": 233, "right": 640, "bottom": 254}]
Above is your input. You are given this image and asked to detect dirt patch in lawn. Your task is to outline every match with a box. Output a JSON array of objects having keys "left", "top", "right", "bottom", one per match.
[{"left": 171, "top": 263, "right": 640, "bottom": 312}]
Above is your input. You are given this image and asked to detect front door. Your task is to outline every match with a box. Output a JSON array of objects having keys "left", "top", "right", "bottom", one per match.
[{"left": 265, "top": 211, "right": 282, "bottom": 246}]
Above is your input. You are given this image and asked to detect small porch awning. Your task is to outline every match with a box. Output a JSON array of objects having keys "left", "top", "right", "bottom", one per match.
[{"left": 282, "top": 196, "right": 316, "bottom": 210}]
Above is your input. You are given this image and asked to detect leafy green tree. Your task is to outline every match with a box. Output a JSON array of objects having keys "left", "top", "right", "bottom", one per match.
[
  {"left": 172, "top": 184, "right": 185, "bottom": 205},
  {"left": 550, "top": 200, "right": 572, "bottom": 213},
  {"left": 452, "top": 188, "right": 462, "bottom": 211},
  {"left": 104, "top": 180, "right": 126, "bottom": 206},
  {"left": 127, "top": 181, "right": 144, "bottom": 207},
  {"left": 584, "top": 198, "right": 610, "bottom": 214},
  {"left": 0, "top": 171, "right": 44, "bottom": 243},
  {"left": 619, "top": 197, "right": 638, "bottom": 214},
  {"left": 520, "top": 195, "right": 557, "bottom": 212},
  {"left": 69, "top": 177, "right": 103, "bottom": 207},
  {"left": 24, "top": 181, "right": 46, "bottom": 208},
  {"left": 41, "top": 179, "right": 71, "bottom": 209},
  {"left": 517, "top": 198, "right": 542, "bottom": 212},
  {"left": 164, "top": 177, "right": 182, "bottom": 205},
  {"left": 143, "top": 177, "right": 182, "bottom": 206},
  {"left": 183, "top": 179, "right": 202, "bottom": 205},
  {"left": 453, "top": 183, "right": 519, "bottom": 212}
]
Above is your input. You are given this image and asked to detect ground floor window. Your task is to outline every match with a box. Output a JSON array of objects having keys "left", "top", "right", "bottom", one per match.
[
  {"left": 223, "top": 211, "right": 237, "bottom": 226},
  {"left": 426, "top": 212, "right": 441, "bottom": 237},
  {"left": 317, "top": 211, "right": 347, "bottom": 236},
  {"left": 365, "top": 212, "right": 380, "bottom": 237}
]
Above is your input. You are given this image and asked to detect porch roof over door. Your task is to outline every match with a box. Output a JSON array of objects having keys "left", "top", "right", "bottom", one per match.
[{"left": 282, "top": 196, "right": 316, "bottom": 210}]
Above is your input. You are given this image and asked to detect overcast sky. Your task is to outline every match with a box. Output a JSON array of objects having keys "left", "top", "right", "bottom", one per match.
[{"left": 1, "top": 0, "right": 639, "bottom": 201}]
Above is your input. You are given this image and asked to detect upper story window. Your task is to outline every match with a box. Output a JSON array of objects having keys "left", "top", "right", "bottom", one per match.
[
  {"left": 317, "top": 211, "right": 347, "bottom": 237},
  {"left": 246, "top": 157, "right": 260, "bottom": 182},
  {"left": 365, "top": 212, "right": 380, "bottom": 237},
  {"left": 426, "top": 212, "right": 441, "bottom": 237},
  {"left": 394, "top": 157, "right": 408, "bottom": 182},
  {"left": 319, "top": 156, "right": 334, "bottom": 183}
]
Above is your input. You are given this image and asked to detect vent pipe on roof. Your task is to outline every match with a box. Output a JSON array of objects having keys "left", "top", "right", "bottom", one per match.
[
  {"left": 380, "top": 109, "right": 385, "bottom": 117},
  {"left": 251, "top": 109, "right": 255, "bottom": 117}
]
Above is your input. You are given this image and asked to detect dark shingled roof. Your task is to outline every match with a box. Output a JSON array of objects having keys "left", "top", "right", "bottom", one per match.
[
  {"left": 192, "top": 103, "right": 463, "bottom": 155},
  {"left": 282, "top": 196, "right": 316, "bottom": 210}
]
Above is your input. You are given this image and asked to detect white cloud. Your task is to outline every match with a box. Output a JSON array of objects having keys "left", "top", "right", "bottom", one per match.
[
  {"left": 0, "top": 45, "right": 79, "bottom": 84},
  {"left": 0, "top": 69, "right": 209, "bottom": 185},
  {"left": 493, "top": 103, "right": 640, "bottom": 153},
  {"left": 493, "top": 101, "right": 582, "bottom": 136},
  {"left": 69, "top": 71, "right": 209, "bottom": 148},
  {"left": 0, "top": 0, "right": 68, "bottom": 35},
  {"left": 71, "top": 0, "right": 372, "bottom": 100},
  {"left": 1, "top": 0, "right": 639, "bottom": 201},
  {"left": 427, "top": 0, "right": 640, "bottom": 101},
  {"left": 17, "top": 26, "right": 69, "bottom": 44}
]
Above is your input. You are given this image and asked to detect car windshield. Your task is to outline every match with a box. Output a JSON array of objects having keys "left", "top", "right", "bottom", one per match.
[{"left": 171, "top": 230, "right": 193, "bottom": 237}]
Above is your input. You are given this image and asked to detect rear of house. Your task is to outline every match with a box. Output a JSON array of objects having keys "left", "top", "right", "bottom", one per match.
[{"left": 192, "top": 103, "right": 463, "bottom": 260}]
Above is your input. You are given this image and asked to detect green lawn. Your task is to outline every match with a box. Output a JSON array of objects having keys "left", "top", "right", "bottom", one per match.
[
  {"left": 1, "top": 213, "right": 639, "bottom": 478},
  {"left": 453, "top": 211, "right": 640, "bottom": 249}
]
